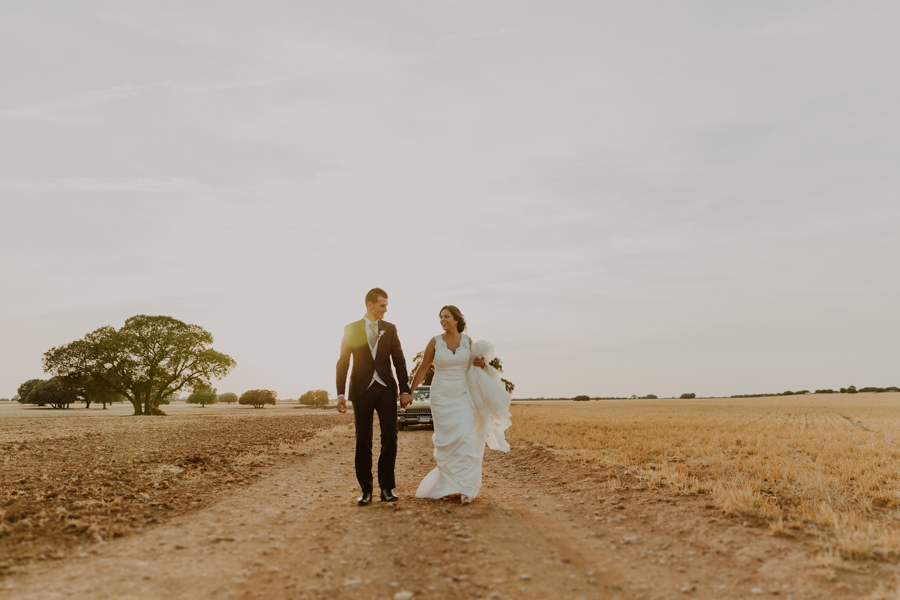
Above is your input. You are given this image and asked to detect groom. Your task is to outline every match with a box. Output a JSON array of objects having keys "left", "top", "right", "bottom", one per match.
[{"left": 336, "top": 288, "right": 412, "bottom": 506}]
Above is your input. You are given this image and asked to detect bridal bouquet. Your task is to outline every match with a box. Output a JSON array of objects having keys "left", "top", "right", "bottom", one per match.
[{"left": 467, "top": 340, "right": 512, "bottom": 452}]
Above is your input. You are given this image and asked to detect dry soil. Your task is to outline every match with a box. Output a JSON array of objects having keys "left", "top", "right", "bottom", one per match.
[{"left": 2, "top": 416, "right": 895, "bottom": 600}]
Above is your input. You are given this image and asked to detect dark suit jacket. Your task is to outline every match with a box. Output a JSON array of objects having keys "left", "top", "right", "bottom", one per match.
[{"left": 336, "top": 319, "right": 410, "bottom": 401}]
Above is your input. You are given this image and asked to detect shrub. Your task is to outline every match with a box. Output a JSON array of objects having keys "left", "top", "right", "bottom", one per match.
[
  {"left": 847, "top": 385, "right": 858, "bottom": 394},
  {"left": 815, "top": 389, "right": 835, "bottom": 394},
  {"left": 572, "top": 395, "right": 590, "bottom": 402},
  {"left": 680, "top": 393, "right": 696, "bottom": 399},
  {"left": 240, "top": 389, "right": 277, "bottom": 408},
  {"left": 644, "top": 394, "right": 658, "bottom": 399},
  {"left": 299, "top": 390, "right": 329, "bottom": 406}
]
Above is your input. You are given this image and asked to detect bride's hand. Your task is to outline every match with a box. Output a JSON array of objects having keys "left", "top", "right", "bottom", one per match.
[{"left": 473, "top": 357, "right": 486, "bottom": 369}]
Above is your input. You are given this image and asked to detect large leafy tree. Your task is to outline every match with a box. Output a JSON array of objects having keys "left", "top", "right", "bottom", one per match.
[
  {"left": 43, "top": 315, "right": 236, "bottom": 416},
  {"left": 239, "top": 389, "right": 276, "bottom": 408}
]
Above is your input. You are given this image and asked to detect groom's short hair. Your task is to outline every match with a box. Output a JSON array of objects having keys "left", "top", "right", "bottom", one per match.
[{"left": 365, "top": 287, "right": 388, "bottom": 306}]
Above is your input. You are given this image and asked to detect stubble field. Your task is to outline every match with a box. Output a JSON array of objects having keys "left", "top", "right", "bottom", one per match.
[{"left": 509, "top": 393, "right": 900, "bottom": 561}]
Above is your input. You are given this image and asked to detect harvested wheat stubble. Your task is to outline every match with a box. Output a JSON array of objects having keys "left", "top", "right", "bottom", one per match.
[
  {"left": 508, "top": 393, "right": 900, "bottom": 561},
  {"left": 0, "top": 411, "right": 348, "bottom": 571}
]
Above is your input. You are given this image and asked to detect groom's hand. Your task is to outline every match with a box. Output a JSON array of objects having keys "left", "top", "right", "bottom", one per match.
[
  {"left": 336, "top": 396, "right": 347, "bottom": 414},
  {"left": 399, "top": 393, "right": 412, "bottom": 408}
]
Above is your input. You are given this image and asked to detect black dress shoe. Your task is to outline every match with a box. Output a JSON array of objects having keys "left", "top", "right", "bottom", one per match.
[
  {"left": 357, "top": 492, "right": 373, "bottom": 506},
  {"left": 380, "top": 489, "right": 398, "bottom": 503}
]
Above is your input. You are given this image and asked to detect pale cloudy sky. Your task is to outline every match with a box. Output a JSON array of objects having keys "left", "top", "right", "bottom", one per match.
[{"left": 1, "top": 2, "right": 898, "bottom": 399}]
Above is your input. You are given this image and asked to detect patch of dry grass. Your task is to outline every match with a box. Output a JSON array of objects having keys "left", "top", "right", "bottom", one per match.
[{"left": 508, "top": 394, "right": 900, "bottom": 560}]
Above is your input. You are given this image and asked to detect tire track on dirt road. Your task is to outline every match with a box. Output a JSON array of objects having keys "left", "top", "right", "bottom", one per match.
[{"left": 1, "top": 420, "right": 888, "bottom": 599}]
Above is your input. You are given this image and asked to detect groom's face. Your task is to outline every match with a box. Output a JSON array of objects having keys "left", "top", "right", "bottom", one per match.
[{"left": 367, "top": 296, "right": 388, "bottom": 320}]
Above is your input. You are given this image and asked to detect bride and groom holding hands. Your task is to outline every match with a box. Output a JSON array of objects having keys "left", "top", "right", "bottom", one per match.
[{"left": 336, "top": 288, "right": 512, "bottom": 506}]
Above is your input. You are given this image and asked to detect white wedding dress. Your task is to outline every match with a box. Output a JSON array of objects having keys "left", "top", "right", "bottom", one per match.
[{"left": 415, "top": 334, "right": 511, "bottom": 501}]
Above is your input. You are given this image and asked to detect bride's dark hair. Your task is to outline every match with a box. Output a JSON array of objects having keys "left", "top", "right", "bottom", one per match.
[{"left": 440, "top": 305, "right": 466, "bottom": 333}]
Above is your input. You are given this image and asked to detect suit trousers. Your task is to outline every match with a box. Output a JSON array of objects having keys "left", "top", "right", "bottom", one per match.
[{"left": 351, "top": 383, "right": 397, "bottom": 494}]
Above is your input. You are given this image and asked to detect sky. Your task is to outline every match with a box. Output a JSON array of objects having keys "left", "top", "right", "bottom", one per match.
[{"left": 1, "top": 1, "right": 898, "bottom": 400}]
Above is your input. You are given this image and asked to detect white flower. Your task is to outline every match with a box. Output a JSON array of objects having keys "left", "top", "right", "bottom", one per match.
[{"left": 377, "top": 330, "right": 386, "bottom": 339}]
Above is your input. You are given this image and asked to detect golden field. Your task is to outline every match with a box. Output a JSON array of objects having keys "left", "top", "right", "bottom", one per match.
[{"left": 507, "top": 393, "right": 900, "bottom": 560}]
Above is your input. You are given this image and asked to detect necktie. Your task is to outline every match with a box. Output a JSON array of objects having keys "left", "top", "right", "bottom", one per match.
[{"left": 368, "top": 322, "right": 378, "bottom": 347}]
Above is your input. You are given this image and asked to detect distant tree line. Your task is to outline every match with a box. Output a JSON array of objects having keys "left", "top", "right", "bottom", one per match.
[
  {"left": 515, "top": 394, "right": 659, "bottom": 402},
  {"left": 732, "top": 385, "right": 899, "bottom": 398}
]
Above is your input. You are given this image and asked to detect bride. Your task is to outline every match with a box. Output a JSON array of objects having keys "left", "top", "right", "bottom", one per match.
[{"left": 409, "top": 305, "right": 512, "bottom": 504}]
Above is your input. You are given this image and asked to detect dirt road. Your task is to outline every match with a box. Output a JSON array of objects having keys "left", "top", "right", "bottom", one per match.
[{"left": 0, "top": 424, "right": 889, "bottom": 599}]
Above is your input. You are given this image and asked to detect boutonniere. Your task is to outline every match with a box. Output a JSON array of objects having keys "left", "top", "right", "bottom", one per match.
[{"left": 377, "top": 330, "right": 386, "bottom": 340}]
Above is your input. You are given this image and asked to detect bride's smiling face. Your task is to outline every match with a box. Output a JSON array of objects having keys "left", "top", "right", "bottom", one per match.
[{"left": 439, "top": 309, "right": 457, "bottom": 333}]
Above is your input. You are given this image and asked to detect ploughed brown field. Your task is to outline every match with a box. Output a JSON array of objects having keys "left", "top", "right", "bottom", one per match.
[
  {"left": 0, "top": 403, "right": 345, "bottom": 566},
  {"left": 1, "top": 395, "right": 898, "bottom": 599}
]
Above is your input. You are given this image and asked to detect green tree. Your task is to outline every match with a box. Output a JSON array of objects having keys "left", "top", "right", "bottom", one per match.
[
  {"left": 573, "top": 395, "right": 590, "bottom": 402},
  {"left": 42, "top": 315, "right": 236, "bottom": 416},
  {"left": 218, "top": 392, "right": 238, "bottom": 404},
  {"left": 186, "top": 385, "right": 218, "bottom": 408},
  {"left": 680, "top": 393, "right": 696, "bottom": 399},
  {"left": 25, "top": 378, "right": 80, "bottom": 409},
  {"left": 847, "top": 385, "right": 858, "bottom": 394},
  {"left": 240, "top": 389, "right": 276, "bottom": 408},
  {"left": 644, "top": 394, "right": 658, "bottom": 399},
  {"left": 299, "top": 390, "right": 329, "bottom": 406},
  {"left": 17, "top": 379, "right": 45, "bottom": 404}
]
